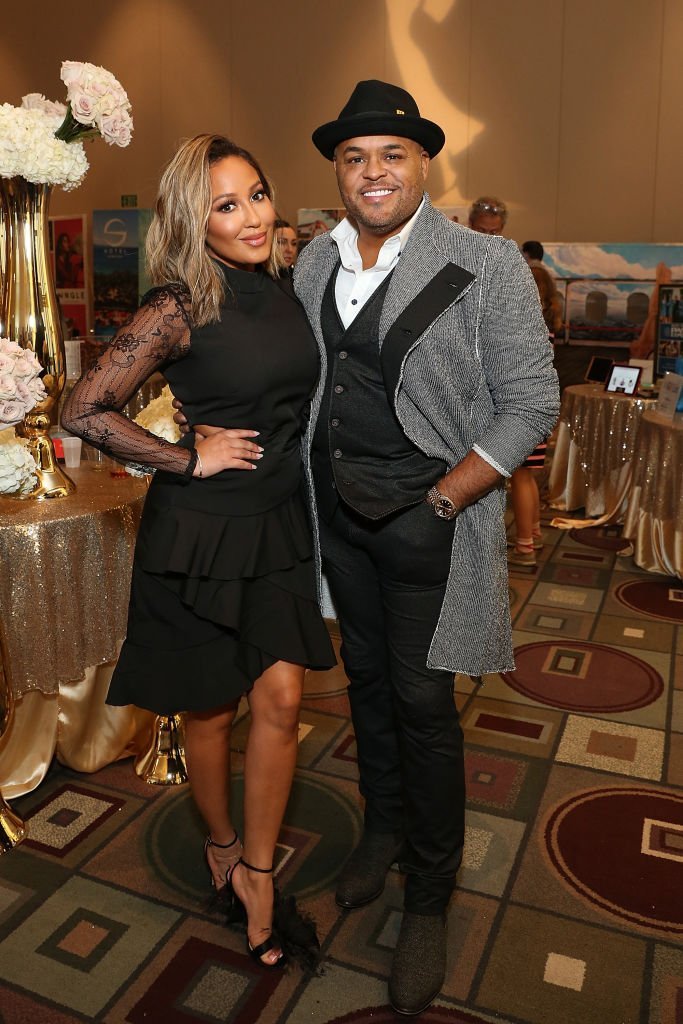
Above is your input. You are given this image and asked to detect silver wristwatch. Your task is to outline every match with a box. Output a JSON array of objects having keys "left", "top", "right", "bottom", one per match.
[{"left": 425, "top": 485, "right": 459, "bottom": 520}]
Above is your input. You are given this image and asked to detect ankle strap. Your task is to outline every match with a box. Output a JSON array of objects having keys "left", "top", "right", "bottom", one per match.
[
  {"left": 206, "top": 831, "right": 239, "bottom": 850},
  {"left": 239, "top": 856, "right": 274, "bottom": 874}
]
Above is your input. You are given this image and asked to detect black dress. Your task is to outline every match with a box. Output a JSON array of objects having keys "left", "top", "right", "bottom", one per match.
[{"left": 62, "top": 263, "right": 335, "bottom": 714}]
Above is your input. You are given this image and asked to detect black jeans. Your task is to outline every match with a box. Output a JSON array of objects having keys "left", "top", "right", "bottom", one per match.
[{"left": 319, "top": 498, "right": 465, "bottom": 914}]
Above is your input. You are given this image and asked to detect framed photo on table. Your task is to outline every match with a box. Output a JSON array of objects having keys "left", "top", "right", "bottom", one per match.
[
  {"left": 584, "top": 355, "right": 613, "bottom": 384},
  {"left": 605, "top": 364, "right": 642, "bottom": 395}
]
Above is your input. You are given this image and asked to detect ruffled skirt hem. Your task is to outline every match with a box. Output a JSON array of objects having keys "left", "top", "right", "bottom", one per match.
[{"left": 107, "top": 490, "right": 336, "bottom": 714}]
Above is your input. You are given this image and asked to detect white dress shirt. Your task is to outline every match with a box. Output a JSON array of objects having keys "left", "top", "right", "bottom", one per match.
[{"left": 329, "top": 199, "right": 425, "bottom": 329}]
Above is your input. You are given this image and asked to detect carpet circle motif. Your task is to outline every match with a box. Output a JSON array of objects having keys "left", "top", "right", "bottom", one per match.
[
  {"left": 545, "top": 787, "right": 683, "bottom": 932},
  {"left": 501, "top": 641, "right": 663, "bottom": 712},
  {"left": 146, "top": 773, "right": 361, "bottom": 903},
  {"left": 569, "top": 527, "right": 632, "bottom": 551},
  {"left": 614, "top": 579, "right": 683, "bottom": 623},
  {"left": 328, "top": 1008, "right": 490, "bottom": 1023}
]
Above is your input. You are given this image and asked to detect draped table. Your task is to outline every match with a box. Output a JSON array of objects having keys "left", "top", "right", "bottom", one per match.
[
  {"left": 622, "top": 410, "right": 683, "bottom": 579},
  {"left": 0, "top": 466, "right": 154, "bottom": 798},
  {"left": 548, "top": 383, "right": 657, "bottom": 525}
]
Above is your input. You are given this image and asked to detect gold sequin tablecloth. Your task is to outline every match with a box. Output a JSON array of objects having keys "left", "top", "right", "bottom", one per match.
[
  {"left": 622, "top": 411, "right": 683, "bottom": 579},
  {"left": 548, "top": 383, "right": 656, "bottom": 523},
  {"left": 0, "top": 467, "right": 153, "bottom": 797}
]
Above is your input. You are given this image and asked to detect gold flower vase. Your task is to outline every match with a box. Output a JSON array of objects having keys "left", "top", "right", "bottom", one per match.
[{"left": 0, "top": 176, "right": 75, "bottom": 499}]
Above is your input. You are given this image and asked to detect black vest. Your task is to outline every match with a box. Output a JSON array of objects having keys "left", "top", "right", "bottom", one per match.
[{"left": 312, "top": 264, "right": 445, "bottom": 521}]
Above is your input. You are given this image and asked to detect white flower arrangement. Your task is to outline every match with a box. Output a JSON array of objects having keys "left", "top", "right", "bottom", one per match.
[
  {"left": 0, "top": 61, "right": 133, "bottom": 191},
  {"left": 133, "top": 386, "right": 180, "bottom": 443},
  {"left": 0, "top": 337, "right": 47, "bottom": 426},
  {"left": 0, "top": 427, "right": 37, "bottom": 495}
]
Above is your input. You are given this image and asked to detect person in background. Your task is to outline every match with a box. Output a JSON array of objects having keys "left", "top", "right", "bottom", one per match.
[
  {"left": 468, "top": 195, "right": 507, "bottom": 234},
  {"left": 630, "top": 260, "right": 672, "bottom": 359},
  {"left": 521, "top": 239, "right": 544, "bottom": 266},
  {"left": 62, "top": 134, "right": 334, "bottom": 971},
  {"left": 507, "top": 263, "right": 562, "bottom": 566},
  {"left": 275, "top": 219, "right": 298, "bottom": 269}
]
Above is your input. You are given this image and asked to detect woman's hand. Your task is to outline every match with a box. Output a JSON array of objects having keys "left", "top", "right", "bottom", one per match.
[
  {"left": 194, "top": 429, "right": 263, "bottom": 477},
  {"left": 172, "top": 397, "right": 192, "bottom": 434}
]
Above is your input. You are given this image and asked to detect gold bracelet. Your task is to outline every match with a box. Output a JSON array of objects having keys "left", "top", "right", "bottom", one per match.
[{"left": 195, "top": 450, "right": 203, "bottom": 478}]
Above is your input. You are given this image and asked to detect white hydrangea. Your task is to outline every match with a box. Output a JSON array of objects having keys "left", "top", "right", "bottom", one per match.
[
  {"left": 0, "top": 428, "right": 37, "bottom": 495},
  {"left": 0, "top": 104, "right": 89, "bottom": 189}
]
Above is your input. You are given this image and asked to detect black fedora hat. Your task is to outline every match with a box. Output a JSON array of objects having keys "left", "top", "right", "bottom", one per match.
[{"left": 312, "top": 80, "right": 445, "bottom": 160}]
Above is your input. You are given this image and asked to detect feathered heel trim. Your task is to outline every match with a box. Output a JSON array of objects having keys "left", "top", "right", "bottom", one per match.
[{"left": 273, "top": 891, "right": 323, "bottom": 976}]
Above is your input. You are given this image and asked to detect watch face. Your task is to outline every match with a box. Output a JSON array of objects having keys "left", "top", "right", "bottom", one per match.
[{"left": 426, "top": 486, "right": 458, "bottom": 519}]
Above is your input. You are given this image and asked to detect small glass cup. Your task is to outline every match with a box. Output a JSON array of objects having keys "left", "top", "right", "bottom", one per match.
[
  {"left": 84, "top": 444, "right": 111, "bottom": 471},
  {"left": 61, "top": 437, "right": 82, "bottom": 467}
]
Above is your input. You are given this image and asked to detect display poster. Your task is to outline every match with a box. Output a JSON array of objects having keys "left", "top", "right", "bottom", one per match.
[
  {"left": 49, "top": 215, "right": 89, "bottom": 337},
  {"left": 92, "top": 209, "right": 152, "bottom": 337},
  {"left": 654, "top": 283, "right": 683, "bottom": 380},
  {"left": 296, "top": 208, "right": 345, "bottom": 253},
  {"left": 544, "top": 243, "right": 683, "bottom": 346}
]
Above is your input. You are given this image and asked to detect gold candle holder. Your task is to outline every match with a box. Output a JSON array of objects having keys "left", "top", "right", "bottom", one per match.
[{"left": 134, "top": 714, "right": 188, "bottom": 786}]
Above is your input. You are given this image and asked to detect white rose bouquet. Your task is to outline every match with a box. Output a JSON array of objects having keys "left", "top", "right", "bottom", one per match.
[
  {"left": 0, "top": 428, "right": 37, "bottom": 495},
  {"left": 0, "top": 337, "right": 47, "bottom": 427},
  {"left": 0, "top": 60, "right": 133, "bottom": 191}
]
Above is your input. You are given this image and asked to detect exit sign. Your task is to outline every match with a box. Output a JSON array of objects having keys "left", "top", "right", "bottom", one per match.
[{"left": 121, "top": 194, "right": 138, "bottom": 208}]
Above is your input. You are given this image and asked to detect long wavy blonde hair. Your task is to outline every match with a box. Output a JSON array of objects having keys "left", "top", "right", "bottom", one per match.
[{"left": 146, "top": 134, "right": 285, "bottom": 327}]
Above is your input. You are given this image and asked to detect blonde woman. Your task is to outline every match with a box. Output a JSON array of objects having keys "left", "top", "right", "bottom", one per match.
[{"left": 62, "top": 135, "right": 334, "bottom": 969}]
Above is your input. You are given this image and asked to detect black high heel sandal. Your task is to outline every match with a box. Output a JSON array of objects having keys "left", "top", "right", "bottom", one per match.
[
  {"left": 204, "top": 833, "right": 244, "bottom": 917},
  {"left": 234, "top": 858, "right": 286, "bottom": 971}
]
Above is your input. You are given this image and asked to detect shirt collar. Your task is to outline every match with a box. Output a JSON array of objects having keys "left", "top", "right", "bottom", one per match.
[{"left": 330, "top": 197, "right": 425, "bottom": 273}]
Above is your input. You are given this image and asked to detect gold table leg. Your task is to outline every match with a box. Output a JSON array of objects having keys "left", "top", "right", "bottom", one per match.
[
  {"left": 134, "top": 714, "right": 188, "bottom": 785},
  {"left": 0, "top": 793, "right": 26, "bottom": 853}
]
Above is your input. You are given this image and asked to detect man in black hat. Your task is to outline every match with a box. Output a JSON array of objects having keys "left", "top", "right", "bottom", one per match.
[{"left": 294, "top": 80, "right": 559, "bottom": 1015}]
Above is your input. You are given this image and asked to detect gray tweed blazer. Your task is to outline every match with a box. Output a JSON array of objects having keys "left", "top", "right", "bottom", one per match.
[{"left": 294, "top": 197, "right": 559, "bottom": 675}]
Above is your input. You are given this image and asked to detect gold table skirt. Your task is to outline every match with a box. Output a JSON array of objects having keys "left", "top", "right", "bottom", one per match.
[
  {"left": 548, "top": 383, "right": 656, "bottom": 523},
  {"left": 0, "top": 466, "right": 154, "bottom": 796},
  {"left": 0, "top": 662, "right": 153, "bottom": 798},
  {"left": 0, "top": 467, "right": 147, "bottom": 698},
  {"left": 622, "top": 410, "right": 683, "bottom": 579}
]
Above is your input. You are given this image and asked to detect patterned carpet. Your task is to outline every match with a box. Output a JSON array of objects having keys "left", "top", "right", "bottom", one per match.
[{"left": 0, "top": 512, "right": 682, "bottom": 1023}]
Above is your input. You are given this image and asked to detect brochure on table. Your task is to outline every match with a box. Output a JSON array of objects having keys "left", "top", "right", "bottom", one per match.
[{"left": 657, "top": 372, "right": 683, "bottom": 420}]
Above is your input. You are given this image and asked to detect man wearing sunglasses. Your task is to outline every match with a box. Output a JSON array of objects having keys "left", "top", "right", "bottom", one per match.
[{"left": 468, "top": 195, "right": 507, "bottom": 235}]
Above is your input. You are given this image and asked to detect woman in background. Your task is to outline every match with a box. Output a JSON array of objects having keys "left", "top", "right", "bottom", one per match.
[
  {"left": 62, "top": 134, "right": 335, "bottom": 969},
  {"left": 507, "top": 263, "right": 562, "bottom": 567},
  {"left": 275, "top": 219, "right": 298, "bottom": 270}
]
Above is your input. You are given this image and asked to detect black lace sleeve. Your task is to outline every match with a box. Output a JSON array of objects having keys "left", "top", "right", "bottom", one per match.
[{"left": 61, "top": 286, "right": 196, "bottom": 478}]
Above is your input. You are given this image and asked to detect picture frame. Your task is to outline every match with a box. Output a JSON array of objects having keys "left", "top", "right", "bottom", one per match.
[
  {"left": 584, "top": 355, "right": 613, "bottom": 384},
  {"left": 604, "top": 363, "right": 642, "bottom": 395}
]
